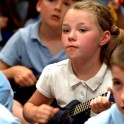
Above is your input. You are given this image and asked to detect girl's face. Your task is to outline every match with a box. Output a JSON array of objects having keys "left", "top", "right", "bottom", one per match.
[
  {"left": 112, "top": 65, "right": 124, "bottom": 115},
  {"left": 62, "top": 9, "right": 106, "bottom": 61},
  {"left": 37, "top": 0, "right": 75, "bottom": 29}
]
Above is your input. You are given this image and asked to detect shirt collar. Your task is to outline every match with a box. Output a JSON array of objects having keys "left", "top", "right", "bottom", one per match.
[
  {"left": 85, "top": 63, "right": 107, "bottom": 91},
  {"left": 30, "top": 19, "right": 41, "bottom": 42},
  {"left": 68, "top": 60, "right": 83, "bottom": 87},
  {"left": 68, "top": 61, "right": 107, "bottom": 91},
  {"left": 111, "top": 104, "right": 124, "bottom": 123}
]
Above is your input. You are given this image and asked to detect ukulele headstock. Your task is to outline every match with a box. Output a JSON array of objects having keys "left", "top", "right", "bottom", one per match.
[{"left": 107, "top": 91, "right": 115, "bottom": 102}]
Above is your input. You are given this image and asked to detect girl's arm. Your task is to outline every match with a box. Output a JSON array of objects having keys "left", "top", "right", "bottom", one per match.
[{"left": 23, "top": 89, "right": 59, "bottom": 123}]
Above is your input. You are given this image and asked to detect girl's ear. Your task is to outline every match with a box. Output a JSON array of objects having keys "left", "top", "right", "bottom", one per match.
[
  {"left": 99, "top": 31, "right": 111, "bottom": 46},
  {"left": 36, "top": 0, "right": 42, "bottom": 12}
]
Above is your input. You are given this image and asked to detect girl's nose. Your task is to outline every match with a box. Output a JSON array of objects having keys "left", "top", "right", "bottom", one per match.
[{"left": 68, "top": 31, "right": 76, "bottom": 42}]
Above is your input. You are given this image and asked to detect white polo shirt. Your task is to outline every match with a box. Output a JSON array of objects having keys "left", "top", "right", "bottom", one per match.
[{"left": 36, "top": 59, "right": 112, "bottom": 108}]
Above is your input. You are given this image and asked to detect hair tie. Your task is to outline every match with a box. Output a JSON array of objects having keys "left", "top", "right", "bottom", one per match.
[{"left": 111, "top": 25, "right": 119, "bottom": 35}]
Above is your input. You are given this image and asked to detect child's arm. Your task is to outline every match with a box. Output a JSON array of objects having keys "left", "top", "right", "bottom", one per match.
[{"left": 23, "top": 90, "right": 59, "bottom": 123}]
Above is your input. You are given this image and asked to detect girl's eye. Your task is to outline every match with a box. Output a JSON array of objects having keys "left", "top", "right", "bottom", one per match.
[
  {"left": 79, "top": 29, "right": 87, "bottom": 33},
  {"left": 62, "top": 28, "right": 70, "bottom": 33}
]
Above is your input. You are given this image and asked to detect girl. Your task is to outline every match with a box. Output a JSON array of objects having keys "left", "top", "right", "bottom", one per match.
[{"left": 23, "top": 1, "right": 124, "bottom": 124}]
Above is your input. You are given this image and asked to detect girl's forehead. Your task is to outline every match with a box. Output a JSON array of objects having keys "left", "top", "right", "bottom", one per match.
[
  {"left": 64, "top": 9, "right": 95, "bottom": 20},
  {"left": 66, "top": 9, "right": 92, "bottom": 15}
]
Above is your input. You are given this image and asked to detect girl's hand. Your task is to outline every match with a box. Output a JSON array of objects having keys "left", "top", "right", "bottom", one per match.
[
  {"left": 90, "top": 96, "right": 112, "bottom": 114},
  {"left": 34, "top": 104, "right": 59, "bottom": 124}
]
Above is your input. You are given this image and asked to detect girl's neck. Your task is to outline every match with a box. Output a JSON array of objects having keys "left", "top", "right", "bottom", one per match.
[{"left": 71, "top": 59, "right": 102, "bottom": 81}]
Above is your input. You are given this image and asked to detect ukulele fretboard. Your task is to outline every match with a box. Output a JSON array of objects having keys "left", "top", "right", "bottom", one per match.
[{"left": 73, "top": 92, "right": 107, "bottom": 116}]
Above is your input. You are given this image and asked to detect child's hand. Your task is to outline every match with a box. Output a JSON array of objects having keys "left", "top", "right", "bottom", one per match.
[
  {"left": 0, "top": 16, "right": 8, "bottom": 29},
  {"left": 12, "top": 65, "right": 37, "bottom": 87},
  {"left": 34, "top": 104, "right": 59, "bottom": 123},
  {"left": 90, "top": 96, "right": 112, "bottom": 114}
]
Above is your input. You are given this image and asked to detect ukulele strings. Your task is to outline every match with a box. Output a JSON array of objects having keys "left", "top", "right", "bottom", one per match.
[
  {"left": 59, "top": 92, "right": 107, "bottom": 121},
  {"left": 59, "top": 100, "right": 91, "bottom": 121}
]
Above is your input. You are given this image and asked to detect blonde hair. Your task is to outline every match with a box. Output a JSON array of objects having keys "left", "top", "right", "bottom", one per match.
[{"left": 65, "top": 1, "right": 124, "bottom": 66}]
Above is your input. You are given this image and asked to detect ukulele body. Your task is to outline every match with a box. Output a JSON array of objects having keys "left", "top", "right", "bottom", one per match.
[{"left": 48, "top": 100, "right": 90, "bottom": 124}]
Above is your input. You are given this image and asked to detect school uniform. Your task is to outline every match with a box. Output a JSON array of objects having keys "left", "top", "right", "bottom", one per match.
[
  {"left": 0, "top": 71, "right": 13, "bottom": 111},
  {"left": 85, "top": 104, "right": 124, "bottom": 124},
  {"left": 0, "top": 20, "right": 67, "bottom": 104}
]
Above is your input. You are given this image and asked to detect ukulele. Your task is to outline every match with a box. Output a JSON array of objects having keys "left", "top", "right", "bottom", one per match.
[{"left": 48, "top": 91, "right": 114, "bottom": 124}]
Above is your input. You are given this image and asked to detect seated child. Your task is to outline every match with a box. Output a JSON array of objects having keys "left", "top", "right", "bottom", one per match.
[
  {"left": 0, "top": 71, "right": 21, "bottom": 123},
  {"left": 85, "top": 42, "right": 124, "bottom": 124},
  {"left": 23, "top": 1, "right": 124, "bottom": 124}
]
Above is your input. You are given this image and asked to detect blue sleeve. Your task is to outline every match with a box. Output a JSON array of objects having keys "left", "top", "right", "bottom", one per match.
[
  {"left": 0, "top": 71, "right": 14, "bottom": 112},
  {"left": 0, "top": 104, "right": 21, "bottom": 124},
  {"left": 0, "top": 30, "right": 23, "bottom": 66}
]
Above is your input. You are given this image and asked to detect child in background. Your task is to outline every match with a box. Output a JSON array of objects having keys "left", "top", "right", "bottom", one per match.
[
  {"left": 0, "top": 71, "right": 13, "bottom": 112},
  {"left": 85, "top": 41, "right": 124, "bottom": 124},
  {"left": 23, "top": 1, "right": 124, "bottom": 124},
  {"left": 0, "top": 71, "right": 21, "bottom": 123}
]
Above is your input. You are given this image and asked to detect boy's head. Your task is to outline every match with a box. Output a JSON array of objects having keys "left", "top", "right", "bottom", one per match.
[
  {"left": 36, "top": 0, "right": 81, "bottom": 29},
  {"left": 110, "top": 43, "right": 124, "bottom": 115}
]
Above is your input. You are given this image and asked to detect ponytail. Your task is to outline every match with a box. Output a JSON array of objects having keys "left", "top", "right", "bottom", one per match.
[{"left": 104, "top": 26, "right": 124, "bottom": 66}]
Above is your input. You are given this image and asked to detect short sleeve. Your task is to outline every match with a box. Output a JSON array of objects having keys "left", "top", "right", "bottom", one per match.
[{"left": 0, "top": 71, "right": 14, "bottom": 111}]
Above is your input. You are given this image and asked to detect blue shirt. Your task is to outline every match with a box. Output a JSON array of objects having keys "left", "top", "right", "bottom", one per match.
[
  {"left": 0, "top": 104, "right": 21, "bottom": 124},
  {"left": 0, "top": 71, "right": 14, "bottom": 111},
  {"left": 85, "top": 104, "right": 124, "bottom": 124},
  {"left": 0, "top": 20, "right": 67, "bottom": 77}
]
